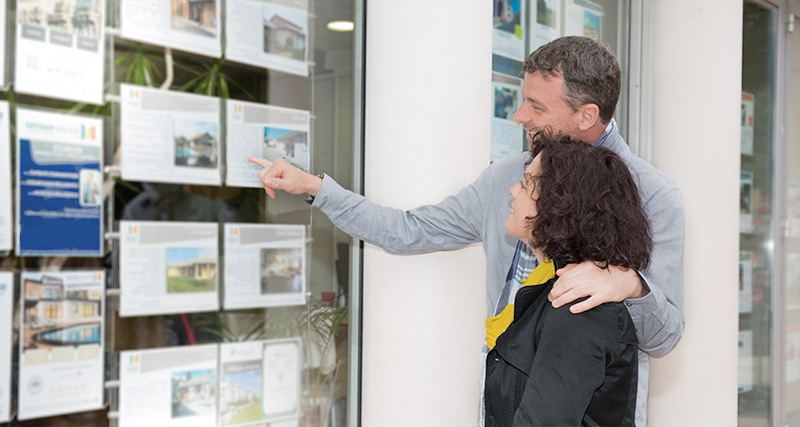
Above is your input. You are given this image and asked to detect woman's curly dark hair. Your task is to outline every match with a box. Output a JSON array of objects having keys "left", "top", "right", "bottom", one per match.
[{"left": 526, "top": 133, "right": 652, "bottom": 271}]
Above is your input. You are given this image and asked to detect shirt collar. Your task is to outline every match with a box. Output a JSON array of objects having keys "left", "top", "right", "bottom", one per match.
[{"left": 593, "top": 118, "right": 616, "bottom": 147}]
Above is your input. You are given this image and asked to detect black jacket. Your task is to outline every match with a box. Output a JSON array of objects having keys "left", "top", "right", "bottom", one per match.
[{"left": 484, "top": 268, "right": 638, "bottom": 426}]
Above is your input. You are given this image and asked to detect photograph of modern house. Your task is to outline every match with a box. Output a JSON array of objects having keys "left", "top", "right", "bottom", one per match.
[
  {"left": 171, "top": 369, "right": 217, "bottom": 418},
  {"left": 18, "top": 0, "right": 102, "bottom": 39},
  {"left": 263, "top": 6, "right": 306, "bottom": 60},
  {"left": 220, "top": 367, "right": 262, "bottom": 426},
  {"left": 536, "top": 0, "right": 556, "bottom": 27},
  {"left": 171, "top": 0, "right": 217, "bottom": 37},
  {"left": 166, "top": 247, "right": 217, "bottom": 294},
  {"left": 263, "top": 127, "right": 308, "bottom": 170},
  {"left": 174, "top": 120, "right": 218, "bottom": 169},
  {"left": 260, "top": 248, "right": 303, "bottom": 295},
  {"left": 22, "top": 275, "right": 102, "bottom": 352}
]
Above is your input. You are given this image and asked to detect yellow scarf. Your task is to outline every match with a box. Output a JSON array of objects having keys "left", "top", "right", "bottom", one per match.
[{"left": 485, "top": 259, "right": 555, "bottom": 350}]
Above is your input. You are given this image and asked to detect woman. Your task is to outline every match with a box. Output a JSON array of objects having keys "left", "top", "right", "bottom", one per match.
[{"left": 484, "top": 133, "right": 652, "bottom": 426}]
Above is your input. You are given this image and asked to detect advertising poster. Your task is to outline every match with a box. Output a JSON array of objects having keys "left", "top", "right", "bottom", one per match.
[
  {"left": 15, "top": 0, "right": 105, "bottom": 104},
  {"left": 788, "top": 328, "right": 800, "bottom": 383},
  {"left": 226, "top": 0, "right": 310, "bottom": 76},
  {"left": 564, "top": 0, "right": 603, "bottom": 41},
  {"left": 0, "top": 272, "right": 12, "bottom": 423},
  {"left": 529, "top": 0, "right": 561, "bottom": 52},
  {"left": 787, "top": 253, "right": 800, "bottom": 310},
  {"left": 226, "top": 100, "right": 310, "bottom": 187},
  {"left": 16, "top": 108, "right": 103, "bottom": 256},
  {"left": 740, "top": 251, "right": 753, "bottom": 314},
  {"left": 18, "top": 271, "right": 105, "bottom": 420},
  {"left": 0, "top": 102, "right": 11, "bottom": 252},
  {"left": 120, "top": 0, "right": 221, "bottom": 57},
  {"left": 739, "top": 329, "right": 753, "bottom": 393},
  {"left": 740, "top": 171, "right": 754, "bottom": 234},
  {"left": 119, "top": 344, "right": 218, "bottom": 427},
  {"left": 0, "top": 0, "right": 6, "bottom": 87},
  {"left": 491, "top": 72, "right": 524, "bottom": 163},
  {"left": 788, "top": 182, "right": 800, "bottom": 238},
  {"left": 224, "top": 224, "right": 305, "bottom": 310},
  {"left": 493, "top": 0, "right": 525, "bottom": 61},
  {"left": 121, "top": 84, "right": 222, "bottom": 186},
  {"left": 741, "top": 92, "right": 755, "bottom": 156},
  {"left": 120, "top": 220, "right": 219, "bottom": 317},
  {"left": 219, "top": 338, "right": 302, "bottom": 426}
]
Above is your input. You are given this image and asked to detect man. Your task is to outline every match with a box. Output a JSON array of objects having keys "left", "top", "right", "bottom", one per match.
[{"left": 249, "top": 36, "right": 685, "bottom": 425}]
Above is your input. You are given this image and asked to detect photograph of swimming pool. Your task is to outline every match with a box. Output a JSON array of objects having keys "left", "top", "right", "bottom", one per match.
[{"left": 21, "top": 273, "right": 103, "bottom": 352}]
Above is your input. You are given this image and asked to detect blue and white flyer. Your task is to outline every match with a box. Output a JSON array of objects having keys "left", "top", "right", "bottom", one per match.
[{"left": 16, "top": 108, "right": 103, "bottom": 256}]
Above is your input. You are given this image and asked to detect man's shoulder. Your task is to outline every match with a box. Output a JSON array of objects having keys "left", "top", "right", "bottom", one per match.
[{"left": 608, "top": 138, "right": 682, "bottom": 207}]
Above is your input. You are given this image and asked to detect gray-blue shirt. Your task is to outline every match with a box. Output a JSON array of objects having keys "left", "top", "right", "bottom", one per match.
[{"left": 313, "top": 123, "right": 685, "bottom": 425}]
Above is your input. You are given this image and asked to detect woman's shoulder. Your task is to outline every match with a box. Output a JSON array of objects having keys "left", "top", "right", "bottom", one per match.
[{"left": 543, "top": 299, "right": 634, "bottom": 344}]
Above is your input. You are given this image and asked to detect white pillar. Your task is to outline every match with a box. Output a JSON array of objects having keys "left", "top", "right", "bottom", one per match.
[
  {"left": 362, "top": 0, "right": 491, "bottom": 425},
  {"left": 648, "top": 1, "right": 742, "bottom": 425}
]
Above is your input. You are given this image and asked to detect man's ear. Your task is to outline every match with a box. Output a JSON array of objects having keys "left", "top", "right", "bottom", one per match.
[{"left": 577, "top": 104, "right": 600, "bottom": 132}]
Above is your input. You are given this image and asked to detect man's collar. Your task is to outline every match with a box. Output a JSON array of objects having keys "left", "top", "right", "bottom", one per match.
[{"left": 593, "top": 118, "right": 616, "bottom": 147}]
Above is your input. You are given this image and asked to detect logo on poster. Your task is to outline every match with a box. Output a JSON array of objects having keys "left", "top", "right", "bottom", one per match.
[{"left": 81, "top": 124, "right": 96, "bottom": 140}]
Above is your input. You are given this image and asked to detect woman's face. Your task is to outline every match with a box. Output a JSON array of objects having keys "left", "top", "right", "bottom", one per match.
[{"left": 505, "top": 154, "right": 541, "bottom": 243}]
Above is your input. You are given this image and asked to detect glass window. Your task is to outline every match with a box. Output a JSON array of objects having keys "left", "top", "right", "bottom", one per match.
[
  {"left": 0, "top": 0, "right": 363, "bottom": 425},
  {"left": 739, "top": 2, "right": 778, "bottom": 426}
]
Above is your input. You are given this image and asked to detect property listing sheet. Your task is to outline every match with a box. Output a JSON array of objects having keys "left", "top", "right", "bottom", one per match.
[
  {"left": 224, "top": 223, "right": 305, "bottom": 310},
  {"left": 529, "top": 0, "right": 561, "bottom": 52},
  {"left": 564, "top": 0, "right": 603, "bottom": 41},
  {"left": 491, "top": 72, "right": 524, "bottom": 162},
  {"left": 226, "top": 0, "right": 309, "bottom": 76},
  {"left": 15, "top": 0, "right": 105, "bottom": 104},
  {"left": 120, "top": 0, "right": 221, "bottom": 57},
  {"left": 0, "top": 272, "right": 12, "bottom": 423},
  {"left": 120, "top": 220, "right": 219, "bottom": 317},
  {"left": 492, "top": 0, "right": 525, "bottom": 61},
  {"left": 121, "top": 84, "right": 222, "bottom": 186},
  {"left": 16, "top": 108, "right": 103, "bottom": 256},
  {"left": 738, "top": 329, "right": 753, "bottom": 393},
  {"left": 119, "top": 344, "right": 218, "bottom": 427},
  {"left": 739, "top": 251, "right": 753, "bottom": 314},
  {"left": 226, "top": 100, "right": 310, "bottom": 187},
  {"left": 18, "top": 271, "right": 105, "bottom": 420},
  {"left": 219, "top": 338, "right": 302, "bottom": 426},
  {"left": 0, "top": 102, "right": 11, "bottom": 252},
  {"left": 0, "top": 0, "right": 6, "bottom": 86}
]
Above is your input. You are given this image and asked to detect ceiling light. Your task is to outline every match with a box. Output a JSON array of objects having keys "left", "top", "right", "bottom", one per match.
[{"left": 327, "top": 21, "right": 354, "bottom": 32}]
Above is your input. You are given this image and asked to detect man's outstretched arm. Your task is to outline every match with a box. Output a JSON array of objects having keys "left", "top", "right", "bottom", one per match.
[{"left": 247, "top": 156, "right": 488, "bottom": 254}]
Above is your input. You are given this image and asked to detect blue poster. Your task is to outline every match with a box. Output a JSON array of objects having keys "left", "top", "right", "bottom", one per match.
[{"left": 16, "top": 108, "right": 103, "bottom": 256}]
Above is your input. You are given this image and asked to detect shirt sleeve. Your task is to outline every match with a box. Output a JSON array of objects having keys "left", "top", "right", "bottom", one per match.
[
  {"left": 625, "top": 187, "right": 686, "bottom": 358},
  {"left": 311, "top": 163, "right": 498, "bottom": 254},
  {"left": 513, "top": 303, "right": 619, "bottom": 425}
]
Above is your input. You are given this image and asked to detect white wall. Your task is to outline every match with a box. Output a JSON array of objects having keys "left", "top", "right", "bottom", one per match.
[
  {"left": 647, "top": 0, "right": 742, "bottom": 425},
  {"left": 362, "top": 0, "right": 491, "bottom": 425}
]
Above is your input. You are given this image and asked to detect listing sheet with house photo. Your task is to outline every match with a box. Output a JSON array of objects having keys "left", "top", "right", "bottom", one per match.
[
  {"left": 120, "top": 0, "right": 221, "bottom": 57},
  {"left": 121, "top": 84, "right": 222, "bottom": 186},
  {"left": 15, "top": 0, "right": 105, "bottom": 104},
  {"left": 224, "top": 223, "right": 305, "bottom": 310},
  {"left": 529, "top": 0, "right": 561, "bottom": 52},
  {"left": 219, "top": 338, "right": 302, "bottom": 426},
  {"left": 226, "top": 0, "right": 309, "bottom": 76},
  {"left": 119, "top": 344, "right": 218, "bottom": 427},
  {"left": 564, "top": 0, "right": 603, "bottom": 41},
  {"left": 18, "top": 271, "right": 105, "bottom": 420},
  {"left": 493, "top": 0, "right": 525, "bottom": 61},
  {"left": 491, "top": 72, "right": 524, "bottom": 163},
  {"left": 0, "top": 102, "right": 11, "bottom": 252},
  {"left": 120, "top": 220, "right": 219, "bottom": 317},
  {"left": 226, "top": 100, "right": 310, "bottom": 187},
  {"left": 0, "top": 0, "right": 6, "bottom": 87},
  {"left": 0, "top": 272, "right": 12, "bottom": 423},
  {"left": 16, "top": 108, "right": 103, "bottom": 256}
]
